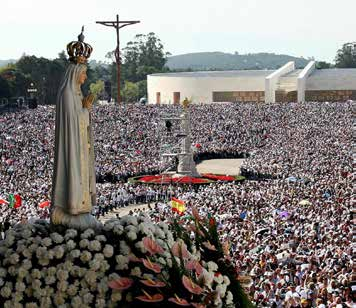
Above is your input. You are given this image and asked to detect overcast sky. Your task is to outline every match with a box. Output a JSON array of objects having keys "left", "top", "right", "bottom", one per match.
[{"left": 1, "top": 0, "right": 355, "bottom": 63}]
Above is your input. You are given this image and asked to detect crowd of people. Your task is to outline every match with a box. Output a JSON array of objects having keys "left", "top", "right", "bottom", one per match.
[{"left": 0, "top": 101, "right": 353, "bottom": 306}]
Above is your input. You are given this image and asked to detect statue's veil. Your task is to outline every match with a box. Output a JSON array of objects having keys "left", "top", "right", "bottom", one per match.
[{"left": 57, "top": 63, "right": 86, "bottom": 110}]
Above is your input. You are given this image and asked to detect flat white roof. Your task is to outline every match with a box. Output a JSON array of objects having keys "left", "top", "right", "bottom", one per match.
[
  {"left": 309, "top": 68, "right": 356, "bottom": 78},
  {"left": 150, "top": 70, "right": 275, "bottom": 78}
]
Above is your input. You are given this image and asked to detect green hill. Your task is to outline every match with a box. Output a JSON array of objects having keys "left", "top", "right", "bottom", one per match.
[{"left": 166, "top": 52, "right": 310, "bottom": 70}]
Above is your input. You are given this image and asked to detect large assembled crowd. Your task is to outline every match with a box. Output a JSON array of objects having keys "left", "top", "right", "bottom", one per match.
[{"left": 0, "top": 101, "right": 353, "bottom": 307}]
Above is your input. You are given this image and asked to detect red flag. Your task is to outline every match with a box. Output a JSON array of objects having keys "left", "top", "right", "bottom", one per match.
[
  {"left": 39, "top": 201, "right": 50, "bottom": 208},
  {"left": 14, "top": 194, "right": 22, "bottom": 209},
  {"left": 0, "top": 198, "right": 9, "bottom": 205}
]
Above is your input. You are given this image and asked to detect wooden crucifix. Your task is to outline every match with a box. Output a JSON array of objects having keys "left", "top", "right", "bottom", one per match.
[{"left": 96, "top": 14, "right": 140, "bottom": 104}]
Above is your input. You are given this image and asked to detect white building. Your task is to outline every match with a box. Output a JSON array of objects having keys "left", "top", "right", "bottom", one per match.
[{"left": 147, "top": 61, "right": 356, "bottom": 104}]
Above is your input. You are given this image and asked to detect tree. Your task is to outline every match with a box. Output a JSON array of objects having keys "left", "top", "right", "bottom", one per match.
[
  {"left": 136, "top": 80, "right": 147, "bottom": 99},
  {"left": 316, "top": 61, "right": 332, "bottom": 69},
  {"left": 122, "top": 32, "right": 170, "bottom": 83},
  {"left": 121, "top": 81, "right": 139, "bottom": 102},
  {"left": 0, "top": 67, "right": 31, "bottom": 98},
  {"left": 335, "top": 42, "right": 356, "bottom": 68},
  {"left": 16, "top": 54, "right": 67, "bottom": 104},
  {"left": 89, "top": 80, "right": 105, "bottom": 100},
  {"left": 0, "top": 76, "right": 11, "bottom": 98}
]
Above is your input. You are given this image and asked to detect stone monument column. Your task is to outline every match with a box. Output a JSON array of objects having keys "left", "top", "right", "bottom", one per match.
[{"left": 177, "top": 99, "right": 200, "bottom": 177}]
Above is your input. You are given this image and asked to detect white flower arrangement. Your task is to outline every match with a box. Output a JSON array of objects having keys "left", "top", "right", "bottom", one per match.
[
  {"left": 79, "top": 239, "right": 89, "bottom": 249},
  {"left": 103, "top": 245, "right": 114, "bottom": 258},
  {"left": 137, "top": 222, "right": 153, "bottom": 236},
  {"left": 115, "top": 255, "right": 129, "bottom": 270},
  {"left": 0, "top": 214, "right": 247, "bottom": 307},
  {"left": 42, "top": 237, "right": 52, "bottom": 247},
  {"left": 9, "top": 253, "right": 20, "bottom": 265},
  {"left": 0, "top": 285, "right": 12, "bottom": 298},
  {"left": 84, "top": 270, "right": 97, "bottom": 285},
  {"left": 207, "top": 261, "right": 219, "bottom": 272},
  {"left": 4, "top": 234, "right": 15, "bottom": 247},
  {"left": 53, "top": 292, "right": 65, "bottom": 305},
  {"left": 80, "top": 251, "right": 92, "bottom": 263},
  {"left": 82, "top": 292, "right": 94, "bottom": 305},
  {"left": 71, "top": 295, "right": 83, "bottom": 308},
  {"left": 129, "top": 266, "right": 141, "bottom": 277},
  {"left": 89, "top": 259, "right": 101, "bottom": 271},
  {"left": 134, "top": 240, "right": 146, "bottom": 254},
  {"left": 8, "top": 265, "right": 18, "bottom": 276},
  {"left": 67, "top": 284, "right": 78, "bottom": 296},
  {"left": 31, "top": 269, "right": 42, "bottom": 280},
  {"left": 53, "top": 245, "right": 65, "bottom": 259},
  {"left": 56, "top": 269, "right": 69, "bottom": 281},
  {"left": 70, "top": 249, "right": 81, "bottom": 259},
  {"left": 0, "top": 268, "right": 7, "bottom": 278},
  {"left": 95, "top": 235, "right": 107, "bottom": 242},
  {"left": 50, "top": 232, "right": 64, "bottom": 244},
  {"left": 88, "top": 240, "right": 101, "bottom": 252},
  {"left": 64, "top": 229, "right": 78, "bottom": 240},
  {"left": 119, "top": 240, "right": 130, "bottom": 255},
  {"left": 111, "top": 291, "right": 122, "bottom": 302},
  {"left": 66, "top": 239, "right": 76, "bottom": 251},
  {"left": 24, "top": 302, "right": 38, "bottom": 308},
  {"left": 99, "top": 260, "right": 110, "bottom": 273},
  {"left": 81, "top": 229, "right": 95, "bottom": 239},
  {"left": 113, "top": 224, "right": 124, "bottom": 235},
  {"left": 126, "top": 231, "right": 137, "bottom": 241}
]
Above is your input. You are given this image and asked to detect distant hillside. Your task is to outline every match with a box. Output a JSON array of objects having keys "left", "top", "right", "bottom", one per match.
[
  {"left": 166, "top": 52, "right": 310, "bottom": 70},
  {"left": 0, "top": 59, "right": 16, "bottom": 68}
]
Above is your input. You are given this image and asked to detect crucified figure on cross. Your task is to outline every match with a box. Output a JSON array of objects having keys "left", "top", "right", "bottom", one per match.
[{"left": 96, "top": 14, "right": 140, "bottom": 105}]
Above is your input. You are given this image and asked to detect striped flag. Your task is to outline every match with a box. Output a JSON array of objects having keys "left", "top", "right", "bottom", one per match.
[
  {"left": 171, "top": 198, "right": 186, "bottom": 215},
  {"left": 8, "top": 194, "right": 22, "bottom": 209}
]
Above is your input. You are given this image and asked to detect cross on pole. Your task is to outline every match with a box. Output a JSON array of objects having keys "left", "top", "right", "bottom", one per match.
[{"left": 96, "top": 14, "right": 140, "bottom": 105}]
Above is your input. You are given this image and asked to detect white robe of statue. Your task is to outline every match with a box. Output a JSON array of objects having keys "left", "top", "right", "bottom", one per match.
[{"left": 51, "top": 63, "right": 100, "bottom": 229}]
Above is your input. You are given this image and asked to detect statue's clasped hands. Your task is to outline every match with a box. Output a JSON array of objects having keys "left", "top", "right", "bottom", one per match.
[{"left": 82, "top": 94, "right": 95, "bottom": 111}]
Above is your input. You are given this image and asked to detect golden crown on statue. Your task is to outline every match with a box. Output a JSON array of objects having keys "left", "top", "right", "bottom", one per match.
[{"left": 66, "top": 26, "right": 93, "bottom": 64}]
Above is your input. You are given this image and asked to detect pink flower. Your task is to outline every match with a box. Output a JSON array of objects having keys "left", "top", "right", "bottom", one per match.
[
  {"left": 142, "top": 258, "right": 162, "bottom": 273},
  {"left": 185, "top": 260, "right": 203, "bottom": 275},
  {"left": 108, "top": 277, "right": 133, "bottom": 290},
  {"left": 140, "top": 278, "right": 166, "bottom": 288},
  {"left": 128, "top": 254, "right": 142, "bottom": 263},
  {"left": 168, "top": 294, "right": 190, "bottom": 306},
  {"left": 142, "top": 237, "right": 164, "bottom": 255},
  {"left": 182, "top": 275, "right": 204, "bottom": 295},
  {"left": 202, "top": 241, "right": 216, "bottom": 251},
  {"left": 136, "top": 290, "right": 164, "bottom": 302},
  {"left": 171, "top": 241, "right": 189, "bottom": 259},
  {"left": 191, "top": 303, "right": 207, "bottom": 308}
]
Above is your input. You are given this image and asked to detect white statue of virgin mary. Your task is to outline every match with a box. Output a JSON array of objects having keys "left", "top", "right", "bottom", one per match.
[{"left": 51, "top": 28, "right": 100, "bottom": 230}]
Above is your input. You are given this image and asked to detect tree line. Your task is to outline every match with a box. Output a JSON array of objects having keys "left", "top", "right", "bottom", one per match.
[
  {"left": 0, "top": 32, "right": 170, "bottom": 104},
  {"left": 0, "top": 38, "right": 355, "bottom": 103}
]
